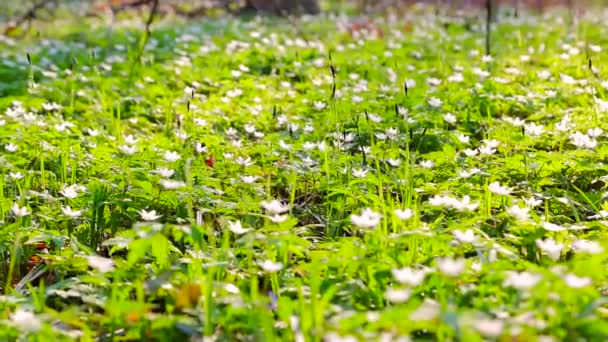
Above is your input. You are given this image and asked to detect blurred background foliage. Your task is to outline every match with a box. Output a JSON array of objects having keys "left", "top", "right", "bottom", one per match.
[{"left": 2, "top": 0, "right": 608, "bottom": 32}]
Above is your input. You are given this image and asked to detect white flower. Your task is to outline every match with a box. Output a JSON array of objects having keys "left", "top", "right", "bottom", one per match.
[
  {"left": 236, "top": 156, "right": 255, "bottom": 166},
  {"left": 261, "top": 200, "right": 289, "bottom": 214},
  {"left": 240, "top": 175, "right": 259, "bottom": 184},
  {"left": 60, "top": 185, "right": 80, "bottom": 199},
  {"left": 160, "top": 179, "right": 185, "bottom": 190},
  {"left": 154, "top": 167, "right": 175, "bottom": 178},
  {"left": 139, "top": 209, "right": 162, "bottom": 221},
  {"left": 420, "top": 160, "right": 434, "bottom": 169},
  {"left": 384, "top": 287, "right": 411, "bottom": 303},
  {"left": 562, "top": 274, "right": 592, "bottom": 288},
  {"left": 11, "top": 203, "right": 29, "bottom": 217},
  {"left": 258, "top": 260, "right": 283, "bottom": 273},
  {"left": 589, "top": 44, "right": 602, "bottom": 53},
  {"left": 227, "top": 220, "right": 251, "bottom": 234},
  {"left": 86, "top": 255, "right": 115, "bottom": 273},
  {"left": 428, "top": 97, "right": 443, "bottom": 108},
  {"left": 5, "top": 143, "right": 18, "bottom": 152},
  {"left": 459, "top": 167, "right": 481, "bottom": 178},
  {"left": 463, "top": 148, "right": 479, "bottom": 157},
  {"left": 394, "top": 208, "right": 413, "bottom": 220},
  {"left": 596, "top": 97, "right": 608, "bottom": 112},
  {"left": 478, "top": 145, "right": 496, "bottom": 155},
  {"left": 118, "top": 144, "right": 137, "bottom": 155},
  {"left": 524, "top": 123, "right": 544, "bottom": 136},
  {"left": 391, "top": 267, "right": 426, "bottom": 286},
  {"left": 504, "top": 271, "right": 542, "bottom": 290},
  {"left": 9, "top": 172, "right": 23, "bottom": 180},
  {"left": 269, "top": 214, "right": 289, "bottom": 224},
  {"left": 506, "top": 205, "right": 529, "bottom": 221},
  {"left": 452, "top": 229, "right": 477, "bottom": 243},
  {"left": 473, "top": 318, "right": 504, "bottom": 338},
  {"left": 194, "top": 142, "right": 208, "bottom": 153},
  {"left": 542, "top": 221, "right": 565, "bottom": 232},
  {"left": 455, "top": 133, "right": 470, "bottom": 144},
  {"left": 313, "top": 101, "right": 326, "bottom": 111},
  {"left": 352, "top": 168, "right": 368, "bottom": 178},
  {"left": 571, "top": 239, "right": 603, "bottom": 254},
  {"left": 488, "top": 181, "right": 511, "bottom": 196},
  {"left": 386, "top": 158, "right": 401, "bottom": 167},
  {"left": 11, "top": 309, "right": 41, "bottom": 332},
  {"left": 443, "top": 113, "right": 457, "bottom": 124},
  {"left": 62, "top": 206, "right": 82, "bottom": 218},
  {"left": 588, "top": 127, "right": 603, "bottom": 138},
  {"left": 351, "top": 95, "right": 364, "bottom": 103},
  {"left": 410, "top": 299, "right": 441, "bottom": 321},
  {"left": 523, "top": 196, "right": 542, "bottom": 208},
  {"left": 536, "top": 238, "right": 564, "bottom": 261},
  {"left": 225, "top": 283, "right": 240, "bottom": 294},
  {"left": 351, "top": 208, "right": 382, "bottom": 229},
  {"left": 569, "top": 131, "right": 597, "bottom": 149},
  {"left": 87, "top": 128, "right": 100, "bottom": 137},
  {"left": 163, "top": 151, "right": 181, "bottom": 162},
  {"left": 426, "top": 77, "right": 441, "bottom": 86},
  {"left": 437, "top": 257, "right": 465, "bottom": 277}
]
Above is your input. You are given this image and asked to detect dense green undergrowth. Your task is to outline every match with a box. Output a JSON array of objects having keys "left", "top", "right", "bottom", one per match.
[{"left": 1, "top": 7, "right": 608, "bottom": 341}]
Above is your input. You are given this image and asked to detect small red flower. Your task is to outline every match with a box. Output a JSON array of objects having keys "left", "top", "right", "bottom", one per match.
[{"left": 205, "top": 155, "right": 215, "bottom": 168}]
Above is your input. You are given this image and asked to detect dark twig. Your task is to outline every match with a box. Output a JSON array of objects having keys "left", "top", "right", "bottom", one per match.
[
  {"left": 144, "top": 0, "right": 160, "bottom": 36},
  {"left": 485, "top": 0, "right": 493, "bottom": 56},
  {"left": 128, "top": 0, "right": 159, "bottom": 78}
]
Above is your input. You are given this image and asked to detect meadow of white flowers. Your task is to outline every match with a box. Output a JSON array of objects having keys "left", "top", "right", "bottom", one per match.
[{"left": 0, "top": 6, "right": 608, "bottom": 340}]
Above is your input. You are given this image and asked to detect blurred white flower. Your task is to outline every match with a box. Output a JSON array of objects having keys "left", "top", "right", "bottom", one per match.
[
  {"left": 571, "top": 239, "right": 603, "bottom": 254},
  {"left": 60, "top": 185, "right": 81, "bottom": 199},
  {"left": 351, "top": 208, "right": 382, "bottom": 229},
  {"left": 11, "top": 309, "right": 41, "bottom": 332},
  {"left": 488, "top": 181, "right": 511, "bottom": 196},
  {"left": 428, "top": 97, "right": 443, "bottom": 108},
  {"left": 227, "top": 220, "right": 251, "bottom": 234},
  {"left": 562, "top": 273, "right": 592, "bottom": 288},
  {"left": 11, "top": 203, "right": 29, "bottom": 217},
  {"left": 269, "top": 214, "right": 289, "bottom": 224},
  {"left": 352, "top": 168, "right": 368, "bottom": 178},
  {"left": 452, "top": 229, "right": 477, "bottom": 243},
  {"left": 473, "top": 318, "right": 504, "bottom": 338},
  {"left": 118, "top": 144, "right": 137, "bottom": 155},
  {"left": 536, "top": 238, "right": 564, "bottom": 261},
  {"left": 86, "top": 255, "right": 114, "bottom": 273},
  {"left": 160, "top": 179, "right": 185, "bottom": 190},
  {"left": 261, "top": 200, "right": 289, "bottom": 214},
  {"left": 394, "top": 208, "right": 413, "bottom": 220},
  {"left": 62, "top": 206, "right": 82, "bottom": 218},
  {"left": 506, "top": 205, "right": 529, "bottom": 221},
  {"left": 392, "top": 267, "right": 426, "bottom": 286},
  {"left": 443, "top": 113, "right": 457, "bottom": 124},
  {"left": 163, "top": 151, "right": 181, "bottom": 162},
  {"left": 258, "top": 260, "right": 283, "bottom": 273},
  {"left": 154, "top": 167, "right": 175, "bottom": 178},
  {"left": 5, "top": 143, "right": 18, "bottom": 152},
  {"left": 523, "top": 196, "right": 542, "bottom": 208},
  {"left": 542, "top": 222, "right": 565, "bottom": 232},
  {"left": 504, "top": 271, "right": 542, "bottom": 290},
  {"left": 437, "top": 257, "right": 465, "bottom": 277},
  {"left": 420, "top": 160, "right": 434, "bottom": 169},
  {"left": 139, "top": 209, "right": 162, "bottom": 221},
  {"left": 385, "top": 287, "right": 411, "bottom": 303}
]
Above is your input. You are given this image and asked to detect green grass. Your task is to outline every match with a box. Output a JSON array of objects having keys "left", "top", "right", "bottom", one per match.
[{"left": 1, "top": 7, "right": 608, "bottom": 341}]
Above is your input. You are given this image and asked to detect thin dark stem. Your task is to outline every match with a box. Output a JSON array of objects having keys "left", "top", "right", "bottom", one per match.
[{"left": 485, "top": 0, "right": 492, "bottom": 56}]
